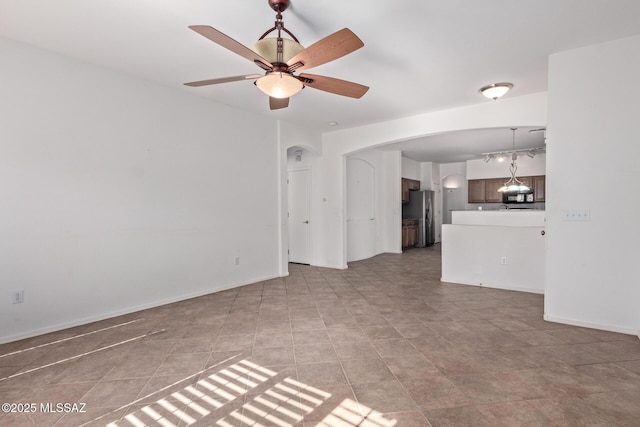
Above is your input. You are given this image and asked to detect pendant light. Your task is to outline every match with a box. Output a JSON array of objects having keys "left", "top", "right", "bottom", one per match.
[{"left": 498, "top": 128, "right": 531, "bottom": 193}]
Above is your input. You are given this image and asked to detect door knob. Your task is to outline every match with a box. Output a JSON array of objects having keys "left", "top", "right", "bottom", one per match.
[
  {"left": 541, "top": 230, "right": 545, "bottom": 236},
  {"left": 303, "top": 220, "right": 309, "bottom": 224}
]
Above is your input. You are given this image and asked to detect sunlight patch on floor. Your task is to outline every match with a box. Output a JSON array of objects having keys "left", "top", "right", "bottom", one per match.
[
  {"left": 106, "top": 359, "right": 396, "bottom": 427},
  {"left": 315, "top": 398, "right": 397, "bottom": 427}
]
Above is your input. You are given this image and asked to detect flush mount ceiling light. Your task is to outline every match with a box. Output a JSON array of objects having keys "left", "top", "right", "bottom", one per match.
[{"left": 480, "top": 82, "right": 513, "bottom": 100}]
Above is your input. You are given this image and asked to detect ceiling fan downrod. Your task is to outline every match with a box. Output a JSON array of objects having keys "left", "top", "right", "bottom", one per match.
[{"left": 260, "top": 0, "right": 300, "bottom": 43}]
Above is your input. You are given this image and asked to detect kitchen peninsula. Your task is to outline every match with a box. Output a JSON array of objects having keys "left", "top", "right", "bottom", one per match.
[{"left": 441, "top": 210, "right": 545, "bottom": 293}]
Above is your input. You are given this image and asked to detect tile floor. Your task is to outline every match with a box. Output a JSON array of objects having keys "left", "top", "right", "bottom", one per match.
[{"left": 1, "top": 246, "right": 639, "bottom": 426}]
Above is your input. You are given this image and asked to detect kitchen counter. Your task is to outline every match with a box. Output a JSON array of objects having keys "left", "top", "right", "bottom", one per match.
[
  {"left": 442, "top": 210, "right": 546, "bottom": 294},
  {"left": 452, "top": 210, "right": 545, "bottom": 227}
]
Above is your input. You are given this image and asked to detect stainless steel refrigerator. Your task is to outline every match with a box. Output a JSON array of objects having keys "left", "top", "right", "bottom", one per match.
[{"left": 403, "top": 190, "right": 435, "bottom": 247}]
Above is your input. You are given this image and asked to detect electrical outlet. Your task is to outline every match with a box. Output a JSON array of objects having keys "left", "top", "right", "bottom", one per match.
[
  {"left": 501, "top": 256, "right": 507, "bottom": 265},
  {"left": 234, "top": 256, "right": 240, "bottom": 266},
  {"left": 13, "top": 290, "right": 24, "bottom": 304}
]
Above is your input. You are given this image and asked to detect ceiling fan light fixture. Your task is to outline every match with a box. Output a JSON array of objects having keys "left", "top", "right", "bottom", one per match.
[
  {"left": 480, "top": 82, "right": 513, "bottom": 100},
  {"left": 256, "top": 72, "right": 303, "bottom": 98}
]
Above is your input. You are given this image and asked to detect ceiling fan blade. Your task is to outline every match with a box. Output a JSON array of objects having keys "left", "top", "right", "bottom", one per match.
[
  {"left": 189, "top": 25, "right": 273, "bottom": 71},
  {"left": 184, "top": 74, "right": 262, "bottom": 87},
  {"left": 298, "top": 73, "right": 369, "bottom": 98},
  {"left": 287, "top": 28, "right": 364, "bottom": 72},
  {"left": 270, "top": 97, "right": 289, "bottom": 110}
]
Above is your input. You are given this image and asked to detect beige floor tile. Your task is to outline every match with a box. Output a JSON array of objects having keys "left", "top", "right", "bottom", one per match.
[
  {"left": 2, "top": 247, "right": 639, "bottom": 426},
  {"left": 296, "top": 361, "right": 347, "bottom": 387},
  {"left": 250, "top": 347, "right": 295, "bottom": 367},
  {"left": 424, "top": 405, "right": 493, "bottom": 427},
  {"left": 401, "top": 375, "right": 470, "bottom": 411},
  {"left": 253, "top": 332, "right": 293, "bottom": 349},
  {"left": 294, "top": 343, "right": 338, "bottom": 364},
  {"left": 476, "top": 400, "right": 552, "bottom": 427},
  {"left": 352, "top": 379, "right": 418, "bottom": 413},
  {"left": 341, "top": 357, "right": 395, "bottom": 384}
]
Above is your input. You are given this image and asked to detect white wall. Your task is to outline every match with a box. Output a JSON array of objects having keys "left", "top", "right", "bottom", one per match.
[
  {"left": 441, "top": 163, "right": 467, "bottom": 225},
  {"left": 446, "top": 211, "right": 546, "bottom": 295},
  {"left": 280, "top": 122, "right": 323, "bottom": 270},
  {"left": 285, "top": 146, "right": 318, "bottom": 267},
  {"left": 316, "top": 93, "right": 548, "bottom": 268},
  {"left": 545, "top": 35, "right": 640, "bottom": 335},
  {"left": 420, "top": 162, "right": 434, "bottom": 190},
  {"left": 430, "top": 163, "right": 442, "bottom": 242},
  {"left": 0, "top": 38, "right": 282, "bottom": 343},
  {"left": 442, "top": 224, "right": 545, "bottom": 294},
  {"left": 381, "top": 151, "right": 403, "bottom": 253},
  {"left": 347, "top": 149, "right": 401, "bottom": 262},
  {"left": 401, "top": 157, "right": 421, "bottom": 181}
]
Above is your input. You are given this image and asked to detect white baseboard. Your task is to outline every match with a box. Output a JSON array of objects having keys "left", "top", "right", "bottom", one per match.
[
  {"left": 311, "top": 262, "right": 348, "bottom": 270},
  {"left": 543, "top": 314, "right": 639, "bottom": 337},
  {"left": 440, "top": 277, "right": 544, "bottom": 295},
  {"left": 0, "top": 273, "right": 281, "bottom": 345}
]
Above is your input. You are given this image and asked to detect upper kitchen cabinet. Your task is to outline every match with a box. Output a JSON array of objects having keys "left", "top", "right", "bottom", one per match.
[
  {"left": 401, "top": 178, "right": 421, "bottom": 204},
  {"left": 533, "top": 175, "right": 545, "bottom": 202},
  {"left": 468, "top": 175, "right": 545, "bottom": 203},
  {"left": 468, "top": 178, "right": 503, "bottom": 203},
  {"left": 519, "top": 176, "right": 533, "bottom": 190},
  {"left": 468, "top": 179, "right": 486, "bottom": 203},
  {"left": 484, "top": 178, "right": 504, "bottom": 203}
]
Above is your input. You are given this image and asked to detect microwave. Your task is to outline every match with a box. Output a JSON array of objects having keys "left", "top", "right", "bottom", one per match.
[{"left": 503, "top": 192, "right": 534, "bottom": 204}]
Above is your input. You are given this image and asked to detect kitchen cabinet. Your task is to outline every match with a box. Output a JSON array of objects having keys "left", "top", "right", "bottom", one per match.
[
  {"left": 485, "top": 178, "right": 505, "bottom": 203},
  {"left": 402, "top": 219, "right": 418, "bottom": 248},
  {"left": 468, "top": 178, "right": 503, "bottom": 203},
  {"left": 401, "top": 178, "right": 421, "bottom": 204},
  {"left": 401, "top": 180, "right": 409, "bottom": 203},
  {"left": 533, "top": 175, "right": 545, "bottom": 202},
  {"left": 518, "top": 176, "right": 533, "bottom": 190},
  {"left": 468, "top": 175, "right": 545, "bottom": 203},
  {"left": 468, "top": 180, "right": 486, "bottom": 203}
]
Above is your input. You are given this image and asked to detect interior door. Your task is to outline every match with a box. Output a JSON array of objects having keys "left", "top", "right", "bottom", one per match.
[{"left": 288, "top": 169, "right": 311, "bottom": 264}]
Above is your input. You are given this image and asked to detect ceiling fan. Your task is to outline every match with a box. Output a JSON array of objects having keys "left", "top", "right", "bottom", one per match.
[{"left": 184, "top": 0, "right": 369, "bottom": 110}]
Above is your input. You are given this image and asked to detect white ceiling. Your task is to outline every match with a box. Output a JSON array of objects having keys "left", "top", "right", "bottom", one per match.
[{"left": 1, "top": 0, "right": 639, "bottom": 162}]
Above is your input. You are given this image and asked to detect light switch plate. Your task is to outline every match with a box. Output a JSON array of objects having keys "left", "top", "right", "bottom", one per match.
[{"left": 563, "top": 209, "right": 591, "bottom": 221}]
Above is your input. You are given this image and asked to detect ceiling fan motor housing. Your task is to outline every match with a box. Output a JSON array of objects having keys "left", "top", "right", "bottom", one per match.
[{"left": 268, "top": 0, "right": 290, "bottom": 13}]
